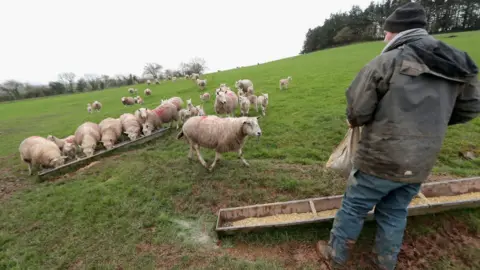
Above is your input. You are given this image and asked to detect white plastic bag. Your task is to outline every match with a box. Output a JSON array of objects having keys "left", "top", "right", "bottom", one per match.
[{"left": 325, "top": 126, "right": 362, "bottom": 177}]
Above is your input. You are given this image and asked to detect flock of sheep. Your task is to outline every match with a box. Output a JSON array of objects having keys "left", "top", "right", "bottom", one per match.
[{"left": 18, "top": 75, "right": 293, "bottom": 175}]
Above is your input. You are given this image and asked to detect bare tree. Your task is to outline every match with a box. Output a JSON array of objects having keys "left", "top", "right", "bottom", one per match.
[
  {"left": 143, "top": 63, "right": 163, "bottom": 79},
  {"left": 182, "top": 57, "right": 208, "bottom": 75},
  {"left": 0, "top": 80, "right": 23, "bottom": 100},
  {"left": 84, "top": 74, "right": 100, "bottom": 90},
  {"left": 58, "top": 72, "right": 76, "bottom": 92}
]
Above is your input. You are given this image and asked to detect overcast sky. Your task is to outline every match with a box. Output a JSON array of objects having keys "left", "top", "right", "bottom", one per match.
[{"left": 0, "top": 0, "right": 373, "bottom": 85}]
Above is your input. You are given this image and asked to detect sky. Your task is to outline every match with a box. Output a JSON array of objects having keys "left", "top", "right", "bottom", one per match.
[{"left": 0, "top": 0, "right": 373, "bottom": 85}]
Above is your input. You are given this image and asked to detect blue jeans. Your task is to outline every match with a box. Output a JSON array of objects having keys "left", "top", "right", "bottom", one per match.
[{"left": 328, "top": 168, "right": 421, "bottom": 270}]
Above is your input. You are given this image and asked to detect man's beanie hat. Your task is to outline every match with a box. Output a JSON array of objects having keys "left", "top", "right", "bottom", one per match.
[{"left": 383, "top": 2, "right": 427, "bottom": 33}]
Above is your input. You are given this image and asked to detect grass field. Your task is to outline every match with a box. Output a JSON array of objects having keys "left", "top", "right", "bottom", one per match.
[{"left": 1, "top": 31, "right": 480, "bottom": 269}]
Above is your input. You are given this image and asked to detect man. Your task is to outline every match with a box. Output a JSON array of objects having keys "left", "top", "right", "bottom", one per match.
[{"left": 316, "top": 2, "right": 480, "bottom": 270}]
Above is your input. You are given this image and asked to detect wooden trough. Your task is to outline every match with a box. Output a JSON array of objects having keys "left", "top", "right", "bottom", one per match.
[
  {"left": 215, "top": 176, "right": 480, "bottom": 235},
  {"left": 37, "top": 127, "right": 169, "bottom": 180}
]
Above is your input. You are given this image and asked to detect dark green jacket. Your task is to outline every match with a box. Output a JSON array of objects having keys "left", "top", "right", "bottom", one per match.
[{"left": 346, "top": 29, "right": 480, "bottom": 183}]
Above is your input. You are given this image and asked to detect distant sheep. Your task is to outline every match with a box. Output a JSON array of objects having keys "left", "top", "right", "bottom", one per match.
[
  {"left": 134, "top": 96, "right": 144, "bottom": 104},
  {"left": 120, "top": 113, "right": 142, "bottom": 141},
  {"left": 235, "top": 79, "right": 253, "bottom": 93},
  {"left": 19, "top": 136, "right": 67, "bottom": 175},
  {"left": 128, "top": 88, "right": 138, "bottom": 95},
  {"left": 92, "top": 101, "right": 102, "bottom": 112},
  {"left": 196, "top": 79, "right": 207, "bottom": 91},
  {"left": 239, "top": 95, "right": 251, "bottom": 116},
  {"left": 121, "top": 96, "right": 135, "bottom": 106},
  {"left": 257, "top": 93, "right": 269, "bottom": 116},
  {"left": 279, "top": 76, "right": 292, "bottom": 90},
  {"left": 87, "top": 103, "right": 92, "bottom": 113},
  {"left": 172, "top": 76, "right": 177, "bottom": 82},
  {"left": 144, "top": 88, "right": 152, "bottom": 96},
  {"left": 46, "top": 135, "right": 77, "bottom": 160},
  {"left": 190, "top": 73, "right": 200, "bottom": 80},
  {"left": 177, "top": 115, "right": 262, "bottom": 171},
  {"left": 185, "top": 74, "right": 190, "bottom": 80},
  {"left": 74, "top": 122, "right": 102, "bottom": 157},
  {"left": 214, "top": 90, "right": 238, "bottom": 117},
  {"left": 155, "top": 79, "right": 159, "bottom": 84},
  {"left": 99, "top": 117, "right": 122, "bottom": 150},
  {"left": 196, "top": 105, "right": 206, "bottom": 116},
  {"left": 200, "top": 92, "right": 210, "bottom": 102},
  {"left": 147, "top": 79, "right": 151, "bottom": 85}
]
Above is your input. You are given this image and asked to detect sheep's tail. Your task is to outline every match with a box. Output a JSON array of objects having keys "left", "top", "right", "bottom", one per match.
[{"left": 176, "top": 130, "right": 184, "bottom": 140}]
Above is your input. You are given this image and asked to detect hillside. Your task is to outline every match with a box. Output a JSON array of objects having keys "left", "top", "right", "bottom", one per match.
[{"left": 0, "top": 31, "right": 479, "bottom": 269}]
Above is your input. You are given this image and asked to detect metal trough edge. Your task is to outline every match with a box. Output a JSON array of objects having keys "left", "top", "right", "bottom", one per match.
[
  {"left": 215, "top": 176, "right": 480, "bottom": 234},
  {"left": 37, "top": 127, "right": 170, "bottom": 179}
]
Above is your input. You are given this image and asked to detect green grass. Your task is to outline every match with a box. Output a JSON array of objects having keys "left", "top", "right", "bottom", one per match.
[{"left": 1, "top": 31, "right": 480, "bottom": 269}]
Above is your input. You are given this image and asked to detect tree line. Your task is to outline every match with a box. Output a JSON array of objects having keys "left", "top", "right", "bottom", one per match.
[
  {"left": 0, "top": 57, "right": 207, "bottom": 102},
  {"left": 300, "top": 0, "right": 480, "bottom": 54}
]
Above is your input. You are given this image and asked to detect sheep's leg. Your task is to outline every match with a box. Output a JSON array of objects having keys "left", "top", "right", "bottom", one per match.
[
  {"left": 194, "top": 144, "right": 208, "bottom": 168},
  {"left": 238, "top": 148, "right": 250, "bottom": 167},
  {"left": 188, "top": 143, "right": 194, "bottom": 160},
  {"left": 209, "top": 152, "right": 222, "bottom": 172},
  {"left": 26, "top": 162, "right": 32, "bottom": 176}
]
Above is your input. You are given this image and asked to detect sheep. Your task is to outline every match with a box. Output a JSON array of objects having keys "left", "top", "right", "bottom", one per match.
[
  {"left": 99, "top": 118, "right": 122, "bottom": 150},
  {"left": 128, "top": 88, "right": 135, "bottom": 94},
  {"left": 120, "top": 113, "right": 142, "bottom": 141},
  {"left": 178, "top": 109, "right": 193, "bottom": 126},
  {"left": 134, "top": 108, "right": 163, "bottom": 136},
  {"left": 176, "top": 115, "right": 262, "bottom": 171},
  {"left": 19, "top": 136, "right": 68, "bottom": 175},
  {"left": 246, "top": 86, "right": 255, "bottom": 95},
  {"left": 214, "top": 89, "right": 238, "bottom": 117},
  {"left": 121, "top": 96, "right": 135, "bottom": 106},
  {"left": 161, "top": 96, "right": 184, "bottom": 111},
  {"left": 279, "top": 76, "right": 292, "bottom": 90},
  {"left": 87, "top": 103, "right": 92, "bottom": 113},
  {"left": 196, "top": 105, "right": 206, "bottom": 116},
  {"left": 235, "top": 79, "right": 253, "bottom": 93},
  {"left": 92, "top": 101, "right": 102, "bottom": 112},
  {"left": 190, "top": 73, "right": 200, "bottom": 80},
  {"left": 257, "top": 93, "right": 269, "bottom": 116},
  {"left": 155, "top": 79, "right": 159, "bottom": 84},
  {"left": 196, "top": 79, "right": 207, "bottom": 91},
  {"left": 200, "top": 92, "right": 210, "bottom": 102},
  {"left": 185, "top": 74, "right": 190, "bottom": 80},
  {"left": 46, "top": 135, "right": 77, "bottom": 160},
  {"left": 239, "top": 95, "right": 251, "bottom": 116},
  {"left": 144, "top": 88, "right": 152, "bottom": 96},
  {"left": 74, "top": 122, "right": 102, "bottom": 157},
  {"left": 172, "top": 76, "right": 177, "bottom": 82},
  {"left": 147, "top": 79, "right": 151, "bottom": 85},
  {"left": 247, "top": 94, "right": 258, "bottom": 112},
  {"left": 187, "top": 98, "right": 199, "bottom": 116},
  {"left": 134, "top": 96, "right": 144, "bottom": 104},
  {"left": 216, "top": 84, "right": 231, "bottom": 96}
]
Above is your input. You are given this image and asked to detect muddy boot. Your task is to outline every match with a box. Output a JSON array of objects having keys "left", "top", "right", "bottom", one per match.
[{"left": 315, "top": 241, "right": 346, "bottom": 270}]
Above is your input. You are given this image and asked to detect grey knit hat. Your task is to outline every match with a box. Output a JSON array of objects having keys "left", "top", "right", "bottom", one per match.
[{"left": 383, "top": 2, "right": 427, "bottom": 33}]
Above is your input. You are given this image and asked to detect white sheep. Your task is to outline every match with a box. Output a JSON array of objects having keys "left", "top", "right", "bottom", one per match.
[
  {"left": 187, "top": 98, "right": 199, "bottom": 116},
  {"left": 239, "top": 95, "right": 251, "bottom": 116},
  {"left": 144, "top": 88, "right": 152, "bottom": 96},
  {"left": 134, "top": 96, "right": 144, "bottom": 104},
  {"left": 185, "top": 74, "right": 190, "bottom": 80},
  {"left": 19, "top": 136, "right": 67, "bottom": 175},
  {"left": 92, "top": 101, "right": 102, "bottom": 112},
  {"left": 161, "top": 96, "right": 184, "bottom": 111},
  {"left": 235, "top": 79, "right": 253, "bottom": 94},
  {"left": 172, "top": 76, "right": 177, "bottom": 82},
  {"left": 257, "top": 93, "right": 269, "bottom": 116},
  {"left": 134, "top": 108, "right": 163, "bottom": 136},
  {"left": 119, "top": 113, "right": 142, "bottom": 141},
  {"left": 87, "top": 103, "right": 92, "bottom": 113},
  {"left": 155, "top": 79, "right": 159, "bottom": 84},
  {"left": 176, "top": 115, "right": 262, "bottom": 171},
  {"left": 128, "top": 88, "right": 135, "bottom": 94},
  {"left": 46, "top": 135, "right": 77, "bottom": 161},
  {"left": 190, "top": 73, "right": 200, "bottom": 80},
  {"left": 196, "top": 79, "right": 207, "bottom": 91},
  {"left": 200, "top": 92, "right": 210, "bottom": 102},
  {"left": 74, "top": 122, "right": 102, "bottom": 157},
  {"left": 196, "top": 105, "right": 206, "bottom": 116},
  {"left": 99, "top": 118, "right": 122, "bottom": 150},
  {"left": 279, "top": 76, "right": 292, "bottom": 90},
  {"left": 121, "top": 96, "right": 135, "bottom": 106},
  {"left": 178, "top": 109, "right": 192, "bottom": 126},
  {"left": 214, "top": 90, "right": 238, "bottom": 117},
  {"left": 147, "top": 79, "right": 151, "bottom": 85}
]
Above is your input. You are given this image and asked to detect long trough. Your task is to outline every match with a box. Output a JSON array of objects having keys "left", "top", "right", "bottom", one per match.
[
  {"left": 215, "top": 176, "right": 480, "bottom": 235},
  {"left": 37, "top": 127, "right": 170, "bottom": 180}
]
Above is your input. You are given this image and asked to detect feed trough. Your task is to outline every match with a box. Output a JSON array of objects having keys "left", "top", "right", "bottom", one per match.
[
  {"left": 215, "top": 176, "right": 480, "bottom": 235},
  {"left": 37, "top": 127, "right": 169, "bottom": 180}
]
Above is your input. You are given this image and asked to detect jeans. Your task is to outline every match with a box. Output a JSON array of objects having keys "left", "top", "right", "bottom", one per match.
[{"left": 328, "top": 168, "right": 421, "bottom": 270}]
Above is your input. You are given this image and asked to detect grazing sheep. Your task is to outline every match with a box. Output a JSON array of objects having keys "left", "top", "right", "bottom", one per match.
[
  {"left": 239, "top": 95, "right": 251, "bottom": 116},
  {"left": 235, "top": 79, "right": 253, "bottom": 93},
  {"left": 19, "top": 136, "right": 67, "bottom": 175},
  {"left": 134, "top": 108, "right": 163, "bottom": 136},
  {"left": 279, "top": 76, "right": 292, "bottom": 90},
  {"left": 121, "top": 96, "right": 135, "bottom": 106},
  {"left": 161, "top": 96, "right": 184, "bottom": 111},
  {"left": 196, "top": 79, "right": 207, "bottom": 90},
  {"left": 134, "top": 96, "right": 144, "bottom": 104},
  {"left": 200, "top": 92, "right": 210, "bottom": 102},
  {"left": 214, "top": 90, "right": 238, "bottom": 117},
  {"left": 177, "top": 115, "right": 262, "bottom": 171},
  {"left": 120, "top": 113, "right": 142, "bottom": 140},
  {"left": 144, "top": 88, "right": 152, "bottom": 96},
  {"left": 187, "top": 98, "right": 199, "bottom": 116},
  {"left": 257, "top": 93, "right": 269, "bottom": 116},
  {"left": 92, "top": 101, "right": 102, "bottom": 112},
  {"left": 99, "top": 118, "right": 122, "bottom": 150},
  {"left": 152, "top": 102, "right": 180, "bottom": 129},
  {"left": 46, "top": 135, "right": 77, "bottom": 160},
  {"left": 190, "top": 73, "right": 200, "bottom": 80},
  {"left": 74, "top": 122, "right": 102, "bottom": 157},
  {"left": 178, "top": 109, "right": 193, "bottom": 126},
  {"left": 87, "top": 103, "right": 92, "bottom": 113},
  {"left": 147, "top": 79, "right": 151, "bottom": 85}
]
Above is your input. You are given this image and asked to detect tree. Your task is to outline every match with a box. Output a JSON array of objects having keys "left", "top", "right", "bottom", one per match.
[
  {"left": 76, "top": 78, "right": 88, "bottom": 92},
  {"left": 0, "top": 80, "right": 23, "bottom": 100},
  {"left": 143, "top": 63, "right": 163, "bottom": 79},
  {"left": 58, "top": 72, "right": 76, "bottom": 92},
  {"left": 84, "top": 74, "right": 100, "bottom": 90},
  {"left": 180, "top": 57, "right": 208, "bottom": 75}
]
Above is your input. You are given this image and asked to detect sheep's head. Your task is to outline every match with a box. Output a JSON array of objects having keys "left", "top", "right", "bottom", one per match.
[
  {"left": 63, "top": 143, "right": 76, "bottom": 157},
  {"left": 142, "top": 123, "right": 153, "bottom": 136},
  {"left": 121, "top": 97, "right": 126, "bottom": 102},
  {"left": 187, "top": 98, "right": 192, "bottom": 105},
  {"left": 102, "top": 138, "right": 115, "bottom": 150},
  {"left": 124, "top": 131, "right": 139, "bottom": 141},
  {"left": 216, "top": 91, "right": 227, "bottom": 104},
  {"left": 46, "top": 135, "right": 55, "bottom": 141},
  {"left": 288, "top": 76, "right": 292, "bottom": 81},
  {"left": 49, "top": 155, "right": 67, "bottom": 168},
  {"left": 136, "top": 108, "right": 148, "bottom": 119},
  {"left": 242, "top": 117, "right": 262, "bottom": 137},
  {"left": 235, "top": 80, "right": 241, "bottom": 89}
]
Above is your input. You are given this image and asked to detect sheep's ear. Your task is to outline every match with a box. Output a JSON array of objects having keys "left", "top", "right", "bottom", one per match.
[{"left": 256, "top": 116, "right": 260, "bottom": 120}]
